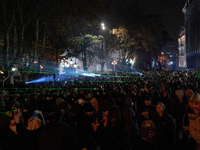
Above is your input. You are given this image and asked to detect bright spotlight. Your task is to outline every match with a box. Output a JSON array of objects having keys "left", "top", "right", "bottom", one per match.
[
  {"left": 170, "top": 62, "right": 173, "bottom": 65},
  {"left": 101, "top": 23, "right": 104, "bottom": 27}
]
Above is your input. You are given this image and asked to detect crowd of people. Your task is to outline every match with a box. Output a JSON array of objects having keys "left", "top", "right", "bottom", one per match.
[{"left": 0, "top": 70, "right": 200, "bottom": 150}]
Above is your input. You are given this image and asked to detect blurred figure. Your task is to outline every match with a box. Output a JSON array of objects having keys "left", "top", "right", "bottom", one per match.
[
  {"left": 3, "top": 117, "right": 29, "bottom": 150},
  {"left": 160, "top": 90, "right": 172, "bottom": 115},
  {"left": 130, "top": 120, "right": 157, "bottom": 150},
  {"left": 183, "top": 93, "right": 200, "bottom": 150},
  {"left": 123, "top": 98, "right": 139, "bottom": 138},
  {"left": 136, "top": 95, "right": 156, "bottom": 127},
  {"left": 152, "top": 102, "right": 175, "bottom": 150}
]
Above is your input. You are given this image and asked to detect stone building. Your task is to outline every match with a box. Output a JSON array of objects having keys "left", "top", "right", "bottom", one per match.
[
  {"left": 183, "top": 0, "right": 200, "bottom": 69},
  {"left": 178, "top": 26, "right": 187, "bottom": 69}
]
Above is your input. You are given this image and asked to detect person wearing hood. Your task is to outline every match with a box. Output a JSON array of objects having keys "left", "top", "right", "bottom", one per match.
[
  {"left": 152, "top": 102, "right": 175, "bottom": 150},
  {"left": 160, "top": 90, "right": 172, "bottom": 115},
  {"left": 130, "top": 120, "right": 158, "bottom": 150},
  {"left": 136, "top": 95, "right": 156, "bottom": 127}
]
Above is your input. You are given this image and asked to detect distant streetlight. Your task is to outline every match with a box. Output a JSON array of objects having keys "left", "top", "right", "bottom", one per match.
[
  {"left": 111, "top": 61, "right": 117, "bottom": 71},
  {"left": 101, "top": 23, "right": 106, "bottom": 30},
  {"left": 161, "top": 52, "right": 164, "bottom": 55},
  {"left": 70, "top": 58, "right": 73, "bottom": 65},
  {"left": 74, "top": 62, "right": 77, "bottom": 68},
  {"left": 66, "top": 62, "right": 70, "bottom": 68},
  {"left": 12, "top": 67, "right": 16, "bottom": 71},
  {"left": 40, "top": 65, "right": 43, "bottom": 69}
]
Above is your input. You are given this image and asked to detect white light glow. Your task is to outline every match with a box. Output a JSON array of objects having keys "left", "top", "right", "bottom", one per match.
[{"left": 12, "top": 68, "right": 16, "bottom": 71}]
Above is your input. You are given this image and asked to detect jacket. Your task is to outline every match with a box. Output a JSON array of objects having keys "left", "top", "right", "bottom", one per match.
[{"left": 183, "top": 108, "right": 200, "bottom": 143}]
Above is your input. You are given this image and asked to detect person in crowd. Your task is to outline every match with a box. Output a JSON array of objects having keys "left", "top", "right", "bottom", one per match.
[
  {"left": 130, "top": 120, "right": 158, "bottom": 150},
  {"left": 90, "top": 97, "right": 99, "bottom": 113},
  {"left": 172, "top": 84, "right": 187, "bottom": 144},
  {"left": 59, "top": 102, "right": 78, "bottom": 134},
  {"left": 185, "top": 89, "right": 194, "bottom": 109},
  {"left": 136, "top": 85, "right": 145, "bottom": 108},
  {"left": 123, "top": 98, "right": 139, "bottom": 138},
  {"left": 160, "top": 90, "right": 172, "bottom": 115},
  {"left": 95, "top": 106, "right": 130, "bottom": 150},
  {"left": 136, "top": 95, "right": 156, "bottom": 127},
  {"left": 152, "top": 102, "right": 175, "bottom": 150},
  {"left": 99, "top": 90, "right": 116, "bottom": 120},
  {"left": 27, "top": 110, "right": 45, "bottom": 130},
  {"left": 183, "top": 92, "right": 200, "bottom": 150},
  {"left": 3, "top": 117, "right": 29, "bottom": 150},
  {"left": 77, "top": 138, "right": 99, "bottom": 150},
  {"left": 149, "top": 87, "right": 161, "bottom": 106}
]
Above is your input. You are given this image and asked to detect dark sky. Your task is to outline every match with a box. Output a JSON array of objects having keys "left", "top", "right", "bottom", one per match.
[{"left": 139, "top": 0, "right": 186, "bottom": 52}]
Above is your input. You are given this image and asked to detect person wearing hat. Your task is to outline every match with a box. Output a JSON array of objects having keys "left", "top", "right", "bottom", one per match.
[
  {"left": 130, "top": 120, "right": 158, "bottom": 150},
  {"left": 183, "top": 92, "right": 200, "bottom": 149},
  {"left": 136, "top": 95, "right": 156, "bottom": 128}
]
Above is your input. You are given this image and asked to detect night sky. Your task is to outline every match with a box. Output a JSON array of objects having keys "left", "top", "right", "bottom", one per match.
[{"left": 139, "top": 0, "right": 186, "bottom": 53}]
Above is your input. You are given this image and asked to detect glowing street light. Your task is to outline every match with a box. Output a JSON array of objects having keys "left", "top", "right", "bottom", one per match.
[
  {"left": 40, "top": 65, "right": 43, "bottom": 69},
  {"left": 101, "top": 23, "right": 106, "bottom": 30},
  {"left": 70, "top": 58, "right": 73, "bottom": 65},
  {"left": 74, "top": 62, "right": 77, "bottom": 68},
  {"left": 111, "top": 61, "right": 117, "bottom": 71},
  {"left": 11, "top": 67, "right": 16, "bottom": 71},
  {"left": 66, "top": 62, "right": 70, "bottom": 68}
]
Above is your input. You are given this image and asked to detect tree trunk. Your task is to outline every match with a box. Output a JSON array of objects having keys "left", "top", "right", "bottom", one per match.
[
  {"left": 19, "top": 72, "right": 29, "bottom": 82},
  {"left": 19, "top": 24, "right": 25, "bottom": 56},
  {"left": 10, "top": 75, "right": 14, "bottom": 84},
  {"left": 13, "top": 15, "right": 18, "bottom": 59},
  {"left": 83, "top": 48, "right": 87, "bottom": 71},
  {"left": 2, "top": 0, "right": 14, "bottom": 68},
  {"left": 100, "top": 62, "right": 105, "bottom": 72},
  {"left": 34, "top": 19, "right": 39, "bottom": 59}
]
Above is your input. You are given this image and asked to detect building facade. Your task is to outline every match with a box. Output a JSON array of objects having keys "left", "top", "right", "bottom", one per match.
[
  {"left": 178, "top": 26, "right": 187, "bottom": 69},
  {"left": 183, "top": 0, "right": 200, "bottom": 69}
]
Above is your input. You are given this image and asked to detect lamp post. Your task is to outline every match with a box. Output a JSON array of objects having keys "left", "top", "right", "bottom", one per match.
[
  {"left": 66, "top": 58, "right": 77, "bottom": 72},
  {"left": 112, "top": 61, "right": 117, "bottom": 71}
]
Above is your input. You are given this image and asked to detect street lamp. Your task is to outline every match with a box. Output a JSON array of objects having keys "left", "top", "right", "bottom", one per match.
[
  {"left": 111, "top": 61, "right": 117, "bottom": 71},
  {"left": 12, "top": 67, "right": 16, "bottom": 71},
  {"left": 66, "top": 62, "right": 70, "bottom": 68},
  {"left": 101, "top": 23, "right": 105, "bottom": 30},
  {"left": 70, "top": 58, "right": 73, "bottom": 65}
]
